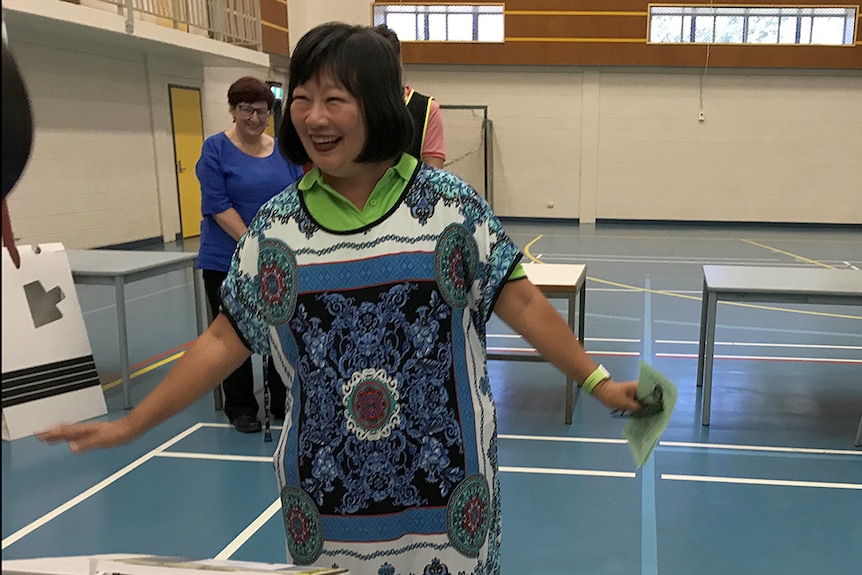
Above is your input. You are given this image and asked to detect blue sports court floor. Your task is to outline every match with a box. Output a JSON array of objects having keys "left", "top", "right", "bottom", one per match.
[{"left": 3, "top": 221, "right": 861, "bottom": 574}]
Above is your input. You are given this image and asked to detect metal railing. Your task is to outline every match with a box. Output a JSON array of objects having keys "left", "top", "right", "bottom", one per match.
[{"left": 93, "top": 0, "right": 262, "bottom": 51}]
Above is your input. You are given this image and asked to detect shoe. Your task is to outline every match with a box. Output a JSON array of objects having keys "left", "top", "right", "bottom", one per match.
[{"left": 231, "top": 414, "right": 262, "bottom": 433}]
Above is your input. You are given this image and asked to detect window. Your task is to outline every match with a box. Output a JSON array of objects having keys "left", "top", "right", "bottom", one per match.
[
  {"left": 372, "top": 3, "right": 504, "bottom": 43},
  {"left": 648, "top": 5, "right": 857, "bottom": 45}
]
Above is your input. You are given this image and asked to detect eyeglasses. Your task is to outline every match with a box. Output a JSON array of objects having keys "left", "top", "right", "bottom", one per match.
[{"left": 236, "top": 104, "right": 272, "bottom": 119}]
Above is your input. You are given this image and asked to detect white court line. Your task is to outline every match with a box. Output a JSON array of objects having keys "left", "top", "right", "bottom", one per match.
[
  {"left": 501, "top": 466, "right": 635, "bottom": 478},
  {"left": 214, "top": 498, "right": 283, "bottom": 561},
  {"left": 1, "top": 423, "right": 204, "bottom": 550},
  {"left": 662, "top": 474, "right": 862, "bottom": 490},
  {"left": 656, "top": 339, "right": 862, "bottom": 351},
  {"left": 155, "top": 451, "right": 274, "bottom": 463},
  {"left": 660, "top": 441, "right": 862, "bottom": 457},
  {"left": 655, "top": 352, "right": 862, "bottom": 363},
  {"left": 198, "top": 422, "right": 284, "bottom": 430},
  {"left": 82, "top": 282, "right": 194, "bottom": 316},
  {"left": 499, "top": 434, "right": 627, "bottom": 445},
  {"left": 844, "top": 261, "right": 860, "bottom": 271}
]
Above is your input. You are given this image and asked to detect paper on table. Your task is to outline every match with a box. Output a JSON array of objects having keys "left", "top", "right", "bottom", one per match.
[
  {"left": 90, "top": 555, "right": 350, "bottom": 574},
  {"left": 622, "top": 362, "right": 677, "bottom": 468}
]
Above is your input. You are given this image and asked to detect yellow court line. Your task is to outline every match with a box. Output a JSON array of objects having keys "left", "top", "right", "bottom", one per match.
[
  {"left": 523, "top": 235, "right": 862, "bottom": 321},
  {"left": 506, "top": 37, "right": 646, "bottom": 43},
  {"left": 506, "top": 11, "right": 647, "bottom": 16},
  {"left": 741, "top": 239, "right": 835, "bottom": 269},
  {"left": 101, "top": 351, "right": 186, "bottom": 391},
  {"left": 588, "top": 275, "right": 862, "bottom": 320}
]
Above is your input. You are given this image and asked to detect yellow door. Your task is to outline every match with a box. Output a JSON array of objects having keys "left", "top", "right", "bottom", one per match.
[
  {"left": 265, "top": 114, "right": 275, "bottom": 137},
  {"left": 169, "top": 86, "right": 204, "bottom": 239}
]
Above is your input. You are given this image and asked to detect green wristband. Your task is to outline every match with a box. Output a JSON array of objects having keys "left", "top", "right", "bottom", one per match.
[{"left": 582, "top": 364, "right": 611, "bottom": 394}]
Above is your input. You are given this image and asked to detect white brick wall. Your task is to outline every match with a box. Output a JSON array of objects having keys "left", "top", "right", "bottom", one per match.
[
  {"left": 8, "top": 40, "right": 163, "bottom": 248},
  {"left": 6, "top": 35, "right": 267, "bottom": 247}
]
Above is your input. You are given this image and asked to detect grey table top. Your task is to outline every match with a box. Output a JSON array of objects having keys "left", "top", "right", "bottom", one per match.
[
  {"left": 66, "top": 249, "right": 198, "bottom": 277},
  {"left": 703, "top": 265, "right": 862, "bottom": 297}
]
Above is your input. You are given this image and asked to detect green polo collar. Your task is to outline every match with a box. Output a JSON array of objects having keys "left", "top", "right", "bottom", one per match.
[{"left": 299, "top": 153, "right": 418, "bottom": 231}]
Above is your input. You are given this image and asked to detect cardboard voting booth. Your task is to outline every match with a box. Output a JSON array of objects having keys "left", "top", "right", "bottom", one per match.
[{"left": 2, "top": 243, "right": 107, "bottom": 441}]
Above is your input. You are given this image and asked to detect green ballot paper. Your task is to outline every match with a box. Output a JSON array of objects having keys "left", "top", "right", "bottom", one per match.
[{"left": 622, "top": 362, "right": 678, "bottom": 468}]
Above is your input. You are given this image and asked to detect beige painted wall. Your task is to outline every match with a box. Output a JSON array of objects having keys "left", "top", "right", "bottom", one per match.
[
  {"left": 289, "top": 0, "right": 861, "bottom": 224},
  {"left": 287, "top": 0, "right": 371, "bottom": 50},
  {"left": 407, "top": 65, "right": 862, "bottom": 224}
]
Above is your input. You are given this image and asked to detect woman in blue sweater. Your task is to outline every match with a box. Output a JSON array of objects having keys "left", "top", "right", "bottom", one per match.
[{"left": 196, "top": 76, "right": 303, "bottom": 432}]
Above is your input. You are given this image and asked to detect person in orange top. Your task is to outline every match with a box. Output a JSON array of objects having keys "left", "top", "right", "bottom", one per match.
[{"left": 373, "top": 25, "right": 446, "bottom": 169}]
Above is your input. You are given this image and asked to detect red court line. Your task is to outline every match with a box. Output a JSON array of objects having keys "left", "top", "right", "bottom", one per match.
[
  {"left": 98, "top": 340, "right": 194, "bottom": 384},
  {"left": 656, "top": 353, "right": 862, "bottom": 365}
]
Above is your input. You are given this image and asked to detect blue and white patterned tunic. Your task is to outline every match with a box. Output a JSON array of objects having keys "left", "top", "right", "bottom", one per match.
[{"left": 220, "top": 163, "right": 522, "bottom": 575}]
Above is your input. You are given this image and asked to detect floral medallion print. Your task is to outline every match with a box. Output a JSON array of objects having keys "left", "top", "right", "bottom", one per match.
[
  {"left": 280, "top": 485, "right": 323, "bottom": 565},
  {"left": 342, "top": 368, "right": 401, "bottom": 441},
  {"left": 435, "top": 224, "right": 479, "bottom": 309},
  {"left": 257, "top": 238, "right": 298, "bottom": 325},
  {"left": 446, "top": 474, "right": 490, "bottom": 557}
]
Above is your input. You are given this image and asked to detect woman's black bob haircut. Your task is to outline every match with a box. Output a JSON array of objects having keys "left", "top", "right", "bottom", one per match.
[{"left": 278, "top": 22, "right": 414, "bottom": 166}]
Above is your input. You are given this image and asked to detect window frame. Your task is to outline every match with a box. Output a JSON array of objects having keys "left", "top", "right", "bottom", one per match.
[
  {"left": 647, "top": 4, "right": 858, "bottom": 46},
  {"left": 371, "top": 2, "right": 505, "bottom": 43}
]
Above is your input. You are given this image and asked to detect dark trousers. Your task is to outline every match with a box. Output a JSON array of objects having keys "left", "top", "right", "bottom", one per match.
[{"left": 202, "top": 269, "right": 286, "bottom": 422}]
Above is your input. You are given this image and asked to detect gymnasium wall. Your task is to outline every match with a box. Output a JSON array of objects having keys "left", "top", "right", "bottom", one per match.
[
  {"left": 5, "top": 0, "right": 860, "bottom": 253},
  {"left": 290, "top": 0, "right": 862, "bottom": 224},
  {"left": 5, "top": 14, "right": 266, "bottom": 248},
  {"left": 7, "top": 36, "right": 166, "bottom": 248},
  {"left": 407, "top": 65, "right": 862, "bottom": 223}
]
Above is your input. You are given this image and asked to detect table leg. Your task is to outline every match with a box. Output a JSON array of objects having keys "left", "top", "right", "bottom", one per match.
[
  {"left": 565, "top": 291, "right": 578, "bottom": 425},
  {"left": 197, "top": 269, "right": 225, "bottom": 412},
  {"left": 193, "top": 268, "right": 206, "bottom": 336},
  {"left": 577, "top": 282, "right": 586, "bottom": 346},
  {"left": 696, "top": 278, "right": 708, "bottom": 388},
  {"left": 701, "top": 291, "right": 717, "bottom": 426},
  {"left": 855, "top": 416, "right": 862, "bottom": 447},
  {"left": 114, "top": 276, "right": 131, "bottom": 410}
]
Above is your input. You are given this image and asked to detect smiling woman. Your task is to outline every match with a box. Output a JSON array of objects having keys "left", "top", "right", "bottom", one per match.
[
  {"left": 194, "top": 75, "right": 304, "bottom": 434},
  {"left": 35, "top": 22, "right": 641, "bottom": 575}
]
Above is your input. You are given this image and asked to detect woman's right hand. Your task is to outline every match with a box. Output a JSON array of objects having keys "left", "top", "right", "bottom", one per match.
[{"left": 36, "top": 417, "right": 137, "bottom": 454}]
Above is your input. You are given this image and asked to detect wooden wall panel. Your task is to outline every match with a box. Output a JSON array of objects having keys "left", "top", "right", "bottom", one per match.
[
  {"left": 402, "top": 41, "right": 861, "bottom": 68},
  {"left": 262, "top": 23, "right": 290, "bottom": 57},
  {"left": 261, "top": 0, "right": 288, "bottom": 28},
  {"left": 505, "top": 0, "right": 647, "bottom": 10},
  {"left": 506, "top": 14, "right": 648, "bottom": 39},
  {"left": 394, "top": 1, "right": 862, "bottom": 69},
  {"left": 261, "top": 0, "right": 289, "bottom": 57}
]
